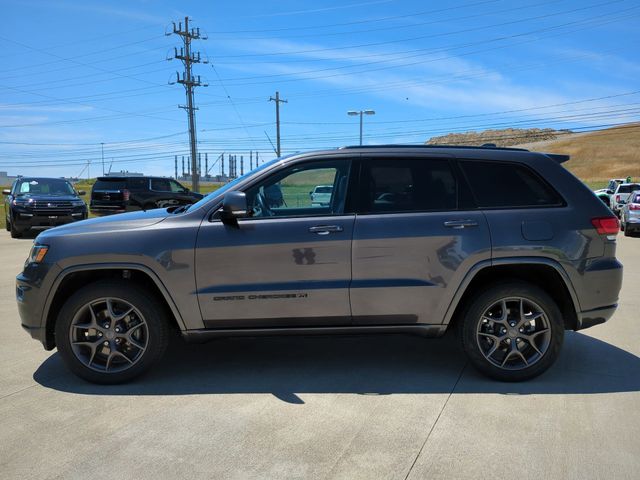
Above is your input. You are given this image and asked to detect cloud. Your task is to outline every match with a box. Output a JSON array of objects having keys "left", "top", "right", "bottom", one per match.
[{"left": 21, "top": 1, "right": 167, "bottom": 24}]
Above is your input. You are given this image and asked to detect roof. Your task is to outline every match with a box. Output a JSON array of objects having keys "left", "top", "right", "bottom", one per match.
[{"left": 335, "top": 144, "right": 570, "bottom": 163}]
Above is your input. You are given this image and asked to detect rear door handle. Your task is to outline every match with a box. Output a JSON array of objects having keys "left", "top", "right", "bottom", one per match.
[
  {"left": 443, "top": 219, "right": 479, "bottom": 229},
  {"left": 309, "top": 225, "right": 344, "bottom": 235}
]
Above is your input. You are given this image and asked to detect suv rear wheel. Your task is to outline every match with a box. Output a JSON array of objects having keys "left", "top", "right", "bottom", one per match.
[
  {"left": 55, "top": 281, "right": 169, "bottom": 384},
  {"left": 460, "top": 281, "right": 564, "bottom": 381}
]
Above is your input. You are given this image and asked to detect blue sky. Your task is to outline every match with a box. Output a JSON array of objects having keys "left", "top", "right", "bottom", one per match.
[{"left": 1, "top": 0, "right": 638, "bottom": 178}]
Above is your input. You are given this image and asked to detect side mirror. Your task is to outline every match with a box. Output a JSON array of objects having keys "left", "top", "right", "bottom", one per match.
[
  {"left": 2, "top": 189, "right": 10, "bottom": 195},
  {"left": 221, "top": 191, "right": 248, "bottom": 224},
  {"left": 77, "top": 190, "right": 86, "bottom": 196}
]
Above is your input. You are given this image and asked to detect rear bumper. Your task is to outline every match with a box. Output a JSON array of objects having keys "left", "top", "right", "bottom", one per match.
[{"left": 576, "top": 304, "right": 617, "bottom": 331}]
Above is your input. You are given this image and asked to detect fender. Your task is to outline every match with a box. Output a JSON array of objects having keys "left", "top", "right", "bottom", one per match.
[
  {"left": 441, "top": 256, "right": 581, "bottom": 325},
  {"left": 43, "top": 262, "right": 187, "bottom": 333}
]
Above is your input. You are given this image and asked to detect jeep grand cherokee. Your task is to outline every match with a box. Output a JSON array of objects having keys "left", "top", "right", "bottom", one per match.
[{"left": 16, "top": 145, "right": 623, "bottom": 383}]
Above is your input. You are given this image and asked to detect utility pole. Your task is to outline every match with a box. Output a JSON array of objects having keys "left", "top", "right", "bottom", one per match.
[
  {"left": 269, "top": 91, "right": 287, "bottom": 157},
  {"left": 174, "top": 156, "right": 178, "bottom": 179},
  {"left": 101, "top": 143, "right": 105, "bottom": 175},
  {"left": 168, "top": 17, "right": 208, "bottom": 193}
]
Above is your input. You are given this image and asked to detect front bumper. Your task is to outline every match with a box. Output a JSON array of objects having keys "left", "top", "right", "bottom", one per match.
[
  {"left": 13, "top": 209, "right": 87, "bottom": 229},
  {"left": 16, "top": 262, "right": 60, "bottom": 350}
]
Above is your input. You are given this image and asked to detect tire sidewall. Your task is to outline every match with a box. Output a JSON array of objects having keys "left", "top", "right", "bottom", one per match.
[
  {"left": 461, "top": 281, "right": 564, "bottom": 382},
  {"left": 55, "top": 281, "right": 169, "bottom": 384}
]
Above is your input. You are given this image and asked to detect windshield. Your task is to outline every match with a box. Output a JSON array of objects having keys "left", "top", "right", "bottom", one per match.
[
  {"left": 16, "top": 178, "right": 75, "bottom": 196},
  {"left": 186, "top": 157, "right": 284, "bottom": 211}
]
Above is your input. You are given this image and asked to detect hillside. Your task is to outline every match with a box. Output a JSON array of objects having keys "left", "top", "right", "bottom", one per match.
[
  {"left": 426, "top": 124, "right": 640, "bottom": 184},
  {"left": 515, "top": 124, "right": 640, "bottom": 183},
  {"left": 426, "top": 128, "right": 571, "bottom": 147}
]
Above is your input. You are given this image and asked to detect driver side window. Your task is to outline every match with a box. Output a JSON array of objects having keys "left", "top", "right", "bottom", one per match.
[{"left": 245, "top": 161, "right": 350, "bottom": 218}]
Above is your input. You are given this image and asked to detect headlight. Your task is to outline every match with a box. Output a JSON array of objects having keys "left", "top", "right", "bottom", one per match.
[
  {"left": 71, "top": 200, "right": 86, "bottom": 207},
  {"left": 12, "top": 198, "right": 34, "bottom": 206},
  {"left": 27, "top": 244, "right": 49, "bottom": 265}
]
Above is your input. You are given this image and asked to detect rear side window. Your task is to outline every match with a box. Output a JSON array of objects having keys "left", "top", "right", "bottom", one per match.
[
  {"left": 460, "top": 161, "right": 563, "bottom": 208},
  {"left": 127, "top": 178, "right": 148, "bottom": 190},
  {"left": 93, "top": 178, "right": 126, "bottom": 190},
  {"left": 618, "top": 184, "right": 640, "bottom": 194},
  {"left": 360, "top": 158, "right": 457, "bottom": 213},
  {"left": 151, "top": 179, "right": 171, "bottom": 191}
]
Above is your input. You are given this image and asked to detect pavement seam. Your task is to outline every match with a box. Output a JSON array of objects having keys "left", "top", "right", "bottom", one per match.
[
  {"left": 0, "top": 383, "right": 38, "bottom": 401},
  {"left": 402, "top": 361, "right": 467, "bottom": 480}
]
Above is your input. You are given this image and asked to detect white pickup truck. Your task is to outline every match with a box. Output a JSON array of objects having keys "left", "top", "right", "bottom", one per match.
[{"left": 611, "top": 182, "right": 640, "bottom": 217}]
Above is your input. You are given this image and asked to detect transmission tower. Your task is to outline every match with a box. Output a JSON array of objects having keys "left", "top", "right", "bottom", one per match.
[{"left": 168, "top": 17, "right": 208, "bottom": 193}]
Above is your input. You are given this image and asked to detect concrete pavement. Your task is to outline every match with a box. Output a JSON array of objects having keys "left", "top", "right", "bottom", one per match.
[{"left": 0, "top": 231, "right": 638, "bottom": 479}]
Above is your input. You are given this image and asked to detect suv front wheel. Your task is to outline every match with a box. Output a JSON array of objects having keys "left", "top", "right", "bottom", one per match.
[
  {"left": 460, "top": 281, "right": 564, "bottom": 381},
  {"left": 55, "top": 281, "right": 169, "bottom": 384}
]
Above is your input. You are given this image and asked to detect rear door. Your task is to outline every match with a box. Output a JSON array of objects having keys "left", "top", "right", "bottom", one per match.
[{"left": 350, "top": 156, "right": 491, "bottom": 325}]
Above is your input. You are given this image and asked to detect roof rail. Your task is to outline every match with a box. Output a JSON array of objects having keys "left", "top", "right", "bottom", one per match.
[{"left": 339, "top": 144, "right": 530, "bottom": 152}]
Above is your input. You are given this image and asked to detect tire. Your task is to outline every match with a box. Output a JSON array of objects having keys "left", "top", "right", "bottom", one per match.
[
  {"left": 620, "top": 217, "right": 625, "bottom": 231},
  {"left": 460, "top": 281, "right": 564, "bottom": 382},
  {"left": 55, "top": 281, "right": 170, "bottom": 384},
  {"left": 10, "top": 216, "right": 23, "bottom": 238},
  {"left": 624, "top": 226, "right": 631, "bottom": 237},
  {"left": 5, "top": 215, "right": 10, "bottom": 231}
]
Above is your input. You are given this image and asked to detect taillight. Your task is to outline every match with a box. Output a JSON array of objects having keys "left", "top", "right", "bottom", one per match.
[
  {"left": 615, "top": 195, "right": 621, "bottom": 203},
  {"left": 123, "top": 189, "right": 130, "bottom": 201},
  {"left": 630, "top": 204, "right": 640, "bottom": 211},
  {"left": 591, "top": 217, "right": 619, "bottom": 235}
]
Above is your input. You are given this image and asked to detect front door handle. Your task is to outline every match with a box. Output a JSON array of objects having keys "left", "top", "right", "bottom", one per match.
[
  {"left": 443, "top": 219, "right": 479, "bottom": 229},
  {"left": 309, "top": 225, "right": 344, "bottom": 235}
]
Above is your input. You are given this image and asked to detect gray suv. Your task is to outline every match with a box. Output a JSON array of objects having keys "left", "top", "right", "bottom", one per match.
[{"left": 16, "top": 146, "right": 623, "bottom": 384}]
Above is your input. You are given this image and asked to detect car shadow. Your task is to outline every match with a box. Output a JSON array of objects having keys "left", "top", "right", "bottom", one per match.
[{"left": 33, "top": 331, "right": 640, "bottom": 402}]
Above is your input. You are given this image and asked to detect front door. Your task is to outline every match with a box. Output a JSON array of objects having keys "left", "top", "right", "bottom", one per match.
[
  {"left": 195, "top": 159, "right": 355, "bottom": 328},
  {"left": 350, "top": 157, "right": 491, "bottom": 325}
]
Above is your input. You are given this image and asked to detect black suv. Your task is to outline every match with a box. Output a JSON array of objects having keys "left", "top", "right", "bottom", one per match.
[
  {"left": 16, "top": 146, "right": 622, "bottom": 384},
  {"left": 90, "top": 176, "right": 203, "bottom": 215},
  {"left": 3, "top": 177, "right": 87, "bottom": 238}
]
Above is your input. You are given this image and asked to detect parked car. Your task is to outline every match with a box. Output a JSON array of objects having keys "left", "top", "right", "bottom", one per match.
[
  {"left": 611, "top": 182, "right": 640, "bottom": 217},
  {"left": 309, "top": 185, "right": 333, "bottom": 206},
  {"left": 594, "top": 178, "right": 626, "bottom": 197},
  {"left": 90, "top": 176, "right": 203, "bottom": 215},
  {"left": 3, "top": 177, "right": 87, "bottom": 238},
  {"left": 17, "top": 145, "right": 622, "bottom": 384},
  {"left": 620, "top": 190, "right": 640, "bottom": 237}
]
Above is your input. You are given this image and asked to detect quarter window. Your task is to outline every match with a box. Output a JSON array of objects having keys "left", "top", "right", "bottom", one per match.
[
  {"left": 460, "top": 161, "right": 562, "bottom": 208},
  {"left": 359, "top": 158, "right": 457, "bottom": 213}
]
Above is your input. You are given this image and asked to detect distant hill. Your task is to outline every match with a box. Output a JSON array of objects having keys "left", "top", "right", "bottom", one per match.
[
  {"left": 515, "top": 123, "right": 640, "bottom": 183},
  {"left": 425, "top": 124, "right": 640, "bottom": 184},
  {"left": 426, "top": 128, "right": 571, "bottom": 147}
]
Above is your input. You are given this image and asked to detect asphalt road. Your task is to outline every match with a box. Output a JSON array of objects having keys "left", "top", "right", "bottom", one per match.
[{"left": 0, "top": 231, "right": 638, "bottom": 480}]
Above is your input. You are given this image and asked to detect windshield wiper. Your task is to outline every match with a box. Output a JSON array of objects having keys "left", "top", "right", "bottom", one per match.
[{"left": 171, "top": 204, "right": 191, "bottom": 214}]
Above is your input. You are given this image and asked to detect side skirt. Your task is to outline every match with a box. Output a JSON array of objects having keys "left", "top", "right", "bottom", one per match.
[{"left": 182, "top": 324, "right": 448, "bottom": 343}]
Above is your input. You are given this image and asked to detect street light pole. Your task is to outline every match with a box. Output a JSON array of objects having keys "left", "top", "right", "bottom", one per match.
[
  {"left": 101, "top": 142, "right": 105, "bottom": 176},
  {"left": 347, "top": 109, "right": 375, "bottom": 145}
]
